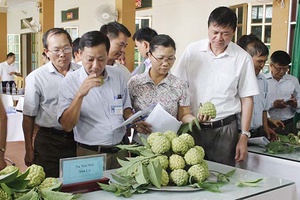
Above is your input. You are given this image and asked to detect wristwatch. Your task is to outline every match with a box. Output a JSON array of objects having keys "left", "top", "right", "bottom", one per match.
[
  {"left": 241, "top": 130, "right": 251, "bottom": 138},
  {"left": 0, "top": 148, "right": 5, "bottom": 153}
]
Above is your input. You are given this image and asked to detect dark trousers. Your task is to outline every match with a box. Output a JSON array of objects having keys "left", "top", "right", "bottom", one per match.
[
  {"left": 190, "top": 120, "right": 239, "bottom": 166},
  {"left": 34, "top": 127, "right": 77, "bottom": 177},
  {"left": 2, "top": 81, "right": 15, "bottom": 92}
]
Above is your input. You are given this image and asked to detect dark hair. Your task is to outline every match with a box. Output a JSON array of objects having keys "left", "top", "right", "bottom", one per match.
[
  {"left": 42, "top": 28, "right": 72, "bottom": 49},
  {"left": 79, "top": 31, "right": 110, "bottom": 53},
  {"left": 270, "top": 50, "right": 291, "bottom": 66},
  {"left": 208, "top": 6, "right": 237, "bottom": 30},
  {"left": 7, "top": 52, "right": 15, "bottom": 58},
  {"left": 237, "top": 34, "right": 260, "bottom": 49},
  {"left": 72, "top": 37, "right": 81, "bottom": 59},
  {"left": 149, "top": 34, "right": 176, "bottom": 53},
  {"left": 132, "top": 27, "right": 158, "bottom": 43},
  {"left": 100, "top": 21, "right": 131, "bottom": 40},
  {"left": 237, "top": 34, "right": 269, "bottom": 57}
]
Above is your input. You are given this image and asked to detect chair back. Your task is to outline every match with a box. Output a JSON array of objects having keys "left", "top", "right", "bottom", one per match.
[{"left": 14, "top": 76, "right": 24, "bottom": 89}]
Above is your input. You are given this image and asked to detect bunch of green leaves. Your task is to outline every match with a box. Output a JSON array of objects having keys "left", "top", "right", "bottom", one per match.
[
  {"left": 0, "top": 166, "right": 80, "bottom": 200},
  {"left": 191, "top": 169, "right": 263, "bottom": 192},
  {"left": 177, "top": 118, "right": 201, "bottom": 135},
  {"left": 265, "top": 134, "right": 300, "bottom": 154}
]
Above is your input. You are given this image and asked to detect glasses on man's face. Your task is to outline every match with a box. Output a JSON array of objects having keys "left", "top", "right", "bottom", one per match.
[
  {"left": 149, "top": 51, "right": 176, "bottom": 64},
  {"left": 271, "top": 63, "right": 289, "bottom": 72},
  {"left": 48, "top": 47, "right": 72, "bottom": 56}
]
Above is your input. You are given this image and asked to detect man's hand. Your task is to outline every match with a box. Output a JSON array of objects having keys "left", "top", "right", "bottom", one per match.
[
  {"left": 285, "top": 94, "right": 297, "bottom": 108},
  {"left": 134, "top": 121, "right": 152, "bottom": 135},
  {"left": 0, "top": 156, "right": 7, "bottom": 170},
  {"left": 268, "top": 118, "right": 285, "bottom": 129},
  {"left": 235, "top": 134, "right": 248, "bottom": 163},
  {"left": 273, "top": 99, "right": 287, "bottom": 109},
  {"left": 24, "top": 148, "right": 35, "bottom": 167},
  {"left": 197, "top": 114, "right": 212, "bottom": 123},
  {"left": 77, "top": 74, "right": 103, "bottom": 97}
]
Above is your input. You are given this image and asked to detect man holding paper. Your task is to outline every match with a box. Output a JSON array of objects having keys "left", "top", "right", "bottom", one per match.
[{"left": 57, "top": 31, "right": 150, "bottom": 169}]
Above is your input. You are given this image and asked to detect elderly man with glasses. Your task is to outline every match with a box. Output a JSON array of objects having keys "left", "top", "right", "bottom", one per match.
[
  {"left": 265, "top": 50, "right": 300, "bottom": 135},
  {"left": 22, "top": 28, "right": 81, "bottom": 177}
]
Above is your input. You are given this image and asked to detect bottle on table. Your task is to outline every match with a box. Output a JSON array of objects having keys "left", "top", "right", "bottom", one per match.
[{"left": 11, "top": 83, "right": 16, "bottom": 95}]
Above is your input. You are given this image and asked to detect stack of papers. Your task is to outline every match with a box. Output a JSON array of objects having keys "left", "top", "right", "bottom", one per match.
[{"left": 248, "top": 136, "right": 270, "bottom": 147}]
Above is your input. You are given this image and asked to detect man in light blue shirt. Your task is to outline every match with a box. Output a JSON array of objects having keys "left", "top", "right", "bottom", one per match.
[
  {"left": 266, "top": 50, "right": 300, "bottom": 135},
  {"left": 237, "top": 34, "right": 283, "bottom": 140},
  {"left": 57, "top": 31, "right": 151, "bottom": 169}
]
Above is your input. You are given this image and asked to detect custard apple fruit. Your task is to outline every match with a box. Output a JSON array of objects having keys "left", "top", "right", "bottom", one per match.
[
  {"left": 170, "top": 169, "right": 189, "bottom": 186},
  {"left": 26, "top": 164, "right": 46, "bottom": 188},
  {"left": 161, "top": 169, "right": 169, "bottom": 186},
  {"left": 171, "top": 137, "right": 189, "bottom": 155},
  {"left": 178, "top": 133, "right": 195, "bottom": 149},
  {"left": 151, "top": 135, "right": 171, "bottom": 154},
  {"left": 169, "top": 154, "right": 185, "bottom": 170},
  {"left": 188, "top": 161, "right": 210, "bottom": 183},
  {"left": 164, "top": 130, "right": 178, "bottom": 142},
  {"left": 147, "top": 132, "right": 163, "bottom": 146},
  {"left": 198, "top": 102, "right": 216, "bottom": 119},
  {"left": 152, "top": 155, "right": 169, "bottom": 170},
  {"left": 184, "top": 146, "right": 205, "bottom": 165}
]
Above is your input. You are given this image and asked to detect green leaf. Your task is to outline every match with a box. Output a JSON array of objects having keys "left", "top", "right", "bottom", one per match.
[
  {"left": 277, "top": 135, "right": 290, "bottom": 143},
  {"left": 135, "top": 164, "right": 149, "bottom": 185},
  {"left": 146, "top": 159, "right": 162, "bottom": 188},
  {"left": 177, "top": 123, "right": 190, "bottom": 135},
  {"left": 0, "top": 169, "right": 19, "bottom": 183},
  {"left": 194, "top": 118, "right": 201, "bottom": 130},
  {"left": 0, "top": 183, "right": 14, "bottom": 195},
  {"left": 15, "top": 168, "right": 30, "bottom": 181},
  {"left": 98, "top": 182, "right": 117, "bottom": 192},
  {"left": 197, "top": 181, "right": 225, "bottom": 193},
  {"left": 139, "top": 134, "right": 151, "bottom": 148},
  {"left": 6, "top": 179, "right": 29, "bottom": 190},
  {"left": 225, "top": 169, "right": 236, "bottom": 177},
  {"left": 40, "top": 190, "right": 75, "bottom": 200},
  {"left": 236, "top": 178, "right": 263, "bottom": 187},
  {"left": 111, "top": 173, "right": 131, "bottom": 185},
  {"left": 188, "top": 120, "right": 194, "bottom": 132},
  {"left": 15, "top": 188, "right": 39, "bottom": 200}
]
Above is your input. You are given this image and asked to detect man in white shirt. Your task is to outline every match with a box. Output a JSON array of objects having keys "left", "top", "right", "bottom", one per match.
[
  {"left": 265, "top": 50, "right": 300, "bottom": 135},
  {"left": 173, "top": 7, "right": 259, "bottom": 166},
  {"left": 100, "top": 22, "right": 131, "bottom": 83},
  {"left": 0, "top": 52, "right": 21, "bottom": 89}
]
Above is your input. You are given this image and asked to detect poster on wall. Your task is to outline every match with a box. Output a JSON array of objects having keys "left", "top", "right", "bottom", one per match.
[
  {"left": 61, "top": 8, "right": 79, "bottom": 22},
  {"left": 136, "top": 0, "right": 152, "bottom": 9}
]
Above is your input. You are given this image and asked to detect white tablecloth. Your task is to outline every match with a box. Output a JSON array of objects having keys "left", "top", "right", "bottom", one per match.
[
  {"left": 7, "top": 111, "right": 24, "bottom": 142},
  {"left": 16, "top": 96, "right": 24, "bottom": 111}
]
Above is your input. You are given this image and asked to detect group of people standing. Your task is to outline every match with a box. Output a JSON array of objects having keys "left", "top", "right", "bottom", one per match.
[{"left": 0, "top": 6, "right": 296, "bottom": 176}]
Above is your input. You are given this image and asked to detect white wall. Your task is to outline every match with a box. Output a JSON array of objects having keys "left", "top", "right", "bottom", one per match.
[
  {"left": 7, "top": 0, "right": 261, "bottom": 61},
  {"left": 54, "top": 0, "right": 115, "bottom": 37}
]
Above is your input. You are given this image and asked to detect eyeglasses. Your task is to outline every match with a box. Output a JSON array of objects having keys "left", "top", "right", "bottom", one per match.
[
  {"left": 48, "top": 47, "right": 72, "bottom": 55},
  {"left": 271, "top": 63, "right": 289, "bottom": 72},
  {"left": 149, "top": 51, "right": 176, "bottom": 63}
]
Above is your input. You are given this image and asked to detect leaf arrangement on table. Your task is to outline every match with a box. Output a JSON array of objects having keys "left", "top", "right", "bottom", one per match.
[
  {"left": 0, "top": 164, "right": 80, "bottom": 200},
  {"left": 98, "top": 131, "right": 263, "bottom": 198},
  {"left": 265, "top": 133, "right": 300, "bottom": 154}
]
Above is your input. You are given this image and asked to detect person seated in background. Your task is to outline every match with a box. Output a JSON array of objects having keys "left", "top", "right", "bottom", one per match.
[
  {"left": 100, "top": 22, "right": 131, "bottom": 82},
  {"left": 57, "top": 31, "right": 151, "bottom": 170},
  {"left": 265, "top": 50, "right": 300, "bottom": 135},
  {"left": 128, "top": 34, "right": 210, "bottom": 144},
  {"left": 0, "top": 52, "right": 21, "bottom": 89},
  {"left": 0, "top": 98, "right": 7, "bottom": 170},
  {"left": 236, "top": 34, "right": 283, "bottom": 141},
  {"left": 41, "top": 52, "right": 49, "bottom": 65},
  {"left": 72, "top": 37, "right": 81, "bottom": 64},
  {"left": 131, "top": 27, "right": 158, "bottom": 76}
]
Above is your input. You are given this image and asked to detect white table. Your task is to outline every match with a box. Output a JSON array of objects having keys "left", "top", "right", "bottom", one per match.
[
  {"left": 7, "top": 111, "right": 24, "bottom": 142},
  {"left": 236, "top": 145, "right": 300, "bottom": 200},
  {"left": 80, "top": 161, "right": 297, "bottom": 200},
  {"left": 0, "top": 94, "right": 24, "bottom": 108}
]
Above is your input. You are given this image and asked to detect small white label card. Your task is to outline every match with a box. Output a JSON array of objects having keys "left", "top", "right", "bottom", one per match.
[{"left": 59, "top": 154, "right": 106, "bottom": 185}]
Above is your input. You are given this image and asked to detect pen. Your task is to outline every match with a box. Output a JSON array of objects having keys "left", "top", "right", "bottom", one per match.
[{"left": 127, "top": 115, "right": 148, "bottom": 128}]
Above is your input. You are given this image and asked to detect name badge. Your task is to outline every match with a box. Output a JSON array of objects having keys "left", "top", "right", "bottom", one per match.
[{"left": 111, "top": 94, "right": 123, "bottom": 115}]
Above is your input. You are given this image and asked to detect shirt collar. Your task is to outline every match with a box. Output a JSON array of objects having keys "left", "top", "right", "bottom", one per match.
[
  {"left": 200, "top": 39, "right": 235, "bottom": 58},
  {"left": 139, "top": 69, "right": 172, "bottom": 85}
]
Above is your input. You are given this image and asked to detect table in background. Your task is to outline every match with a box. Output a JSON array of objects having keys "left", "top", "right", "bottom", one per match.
[
  {"left": 236, "top": 145, "right": 300, "bottom": 200},
  {"left": 0, "top": 93, "right": 24, "bottom": 108},
  {"left": 81, "top": 161, "right": 297, "bottom": 200},
  {"left": 7, "top": 111, "right": 24, "bottom": 142}
]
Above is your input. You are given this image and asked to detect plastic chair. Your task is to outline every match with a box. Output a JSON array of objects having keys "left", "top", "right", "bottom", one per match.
[{"left": 14, "top": 76, "right": 24, "bottom": 89}]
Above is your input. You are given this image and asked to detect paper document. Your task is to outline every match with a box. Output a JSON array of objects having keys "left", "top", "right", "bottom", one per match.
[
  {"left": 145, "top": 103, "right": 182, "bottom": 133},
  {"left": 248, "top": 136, "right": 270, "bottom": 147},
  {"left": 109, "top": 104, "right": 156, "bottom": 133}
]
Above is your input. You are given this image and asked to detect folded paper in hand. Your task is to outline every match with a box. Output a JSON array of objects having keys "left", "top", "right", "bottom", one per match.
[
  {"left": 248, "top": 136, "right": 270, "bottom": 147},
  {"left": 145, "top": 103, "right": 182, "bottom": 133}
]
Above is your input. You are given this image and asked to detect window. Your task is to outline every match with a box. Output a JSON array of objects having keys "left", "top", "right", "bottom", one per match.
[
  {"left": 230, "top": 4, "right": 248, "bottom": 43},
  {"left": 7, "top": 34, "right": 20, "bottom": 71},
  {"left": 288, "top": 0, "right": 299, "bottom": 54},
  {"left": 134, "top": 16, "right": 152, "bottom": 68}
]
